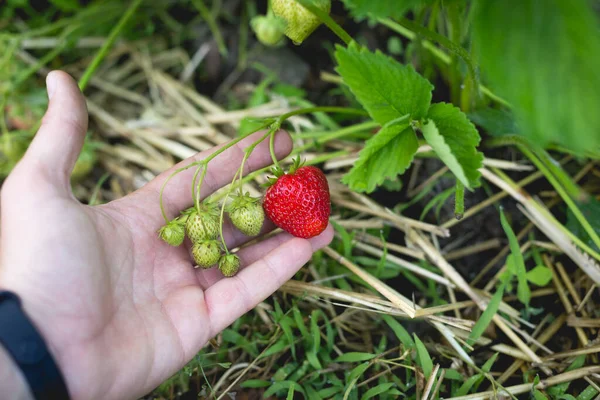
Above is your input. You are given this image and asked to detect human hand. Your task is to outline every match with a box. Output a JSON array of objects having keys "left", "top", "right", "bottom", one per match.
[{"left": 0, "top": 71, "right": 333, "bottom": 400}]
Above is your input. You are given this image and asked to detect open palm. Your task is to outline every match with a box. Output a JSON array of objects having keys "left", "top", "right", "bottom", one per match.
[{"left": 0, "top": 71, "right": 333, "bottom": 400}]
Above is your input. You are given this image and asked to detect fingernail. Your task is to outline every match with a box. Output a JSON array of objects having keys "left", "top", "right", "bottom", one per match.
[{"left": 46, "top": 72, "right": 58, "bottom": 99}]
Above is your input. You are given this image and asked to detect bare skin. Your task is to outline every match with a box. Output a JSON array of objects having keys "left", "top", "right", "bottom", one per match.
[{"left": 0, "top": 71, "right": 333, "bottom": 400}]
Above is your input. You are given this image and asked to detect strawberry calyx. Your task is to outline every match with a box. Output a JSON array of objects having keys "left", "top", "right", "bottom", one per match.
[
  {"left": 227, "top": 192, "right": 260, "bottom": 212},
  {"left": 287, "top": 156, "right": 305, "bottom": 175},
  {"left": 263, "top": 156, "right": 305, "bottom": 188},
  {"left": 158, "top": 217, "right": 186, "bottom": 246},
  {"left": 195, "top": 200, "right": 220, "bottom": 216}
]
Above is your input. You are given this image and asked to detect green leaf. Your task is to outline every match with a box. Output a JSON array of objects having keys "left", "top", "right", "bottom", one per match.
[
  {"left": 481, "top": 353, "right": 499, "bottom": 373},
  {"left": 287, "top": 383, "right": 296, "bottom": 400},
  {"left": 341, "top": 0, "right": 427, "bottom": 20},
  {"left": 413, "top": 334, "right": 433, "bottom": 378},
  {"left": 559, "top": 395, "right": 577, "bottom": 400},
  {"left": 334, "top": 352, "right": 377, "bottom": 363},
  {"left": 304, "top": 384, "right": 322, "bottom": 400},
  {"left": 221, "top": 329, "right": 258, "bottom": 356},
  {"left": 273, "top": 362, "right": 297, "bottom": 381},
  {"left": 567, "top": 197, "right": 600, "bottom": 252},
  {"left": 422, "top": 103, "right": 483, "bottom": 190},
  {"left": 260, "top": 337, "right": 289, "bottom": 359},
  {"left": 293, "top": 307, "right": 310, "bottom": 340},
  {"left": 279, "top": 315, "right": 296, "bottom": 359},
  {"left": 361, "top": 382, "right": 396, "bottom": 400},
  {"left": 577, "top": 386, "right": 599, "bottom": 400},
  {"left": 456, "top": 374, "right": 483, "bottom": 396},
  {"left": 420, "top": 186, "right": 455, "bottom": 221},
  {"left": 444, "top": 369, "right": 464, "bottom": 381},
  {"left": 272, "top": 83, "right": 306, "bottom": 99},
  {"left": 335, "top": 42, "right": 433, "bottom": 124},
  {"left": 547, "top": 355, "right": 586, "bottom": 397},
  {"left": 347, "top": 362, "right": 371, "bottom": 383},
  {"left": 533, "top": 389, "right": 548, "bottom": 400},
  {"left": 473, "top": 0, "right": 600, "bottom": 155},
  {"left": 382, "top": 177, "right": 403, "bottom": 192},
  {"left": 468, "top": 107, "right": 519, "bottom": 137},
  {"left": 318, "top": 386, "right": 343, "bottom": 398},
  {"left": 500, "top": 208, "right": 531, "bottom": 305},
  {"left": 238, "top": 117, "right": 275, "bottom": 137},
  {"left": 341, "top": 119, "right": 418, "bottom": 193},
  {"left": 50, "top": 0, "right": 80, "bottom": 11},
  {"left": 526, "top": 265, "right": 553, "bottom": 287},
  {"left": 331, "top": 221, "right": 354, "bottom": 258},
  {"left": 467, "top": 283, "right": 505, "bottom": 347},
  {"left": 241, "top": 379, "right": 271, "bottom": 388},
  {"left": 382, "top": 315, "right": 415, "bottom": 349},
  {"left": 264, "top": 381, "right": 306, "bottom": 399}
]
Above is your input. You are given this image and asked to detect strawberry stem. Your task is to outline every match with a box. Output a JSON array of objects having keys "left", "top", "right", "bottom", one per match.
[
  {"left": 159, "top": 106, "right": 363, "bottom": 223},
  {"left": 269, "top": 128, "right": 281, "bottom": 172},
  {"left": 277, "top": 106, "right": 367, "bottom": 121},
  {"left": 159, "top": 161, "right": 202, "bottom": 224},
  {"left": 78, "top": 0, "right": 143, "bottom": 91},
  {"left": 237, "top": 151, "right": 250, "bottom": 194},
  {"left": 195, "top": 166, "right": 208, "bottom": 211},
  {"left": 191, "top": 164, "right": 203, "bottom": 205},
  {"left": 219, "top": 167, "right": 243, "bottom": 254}
]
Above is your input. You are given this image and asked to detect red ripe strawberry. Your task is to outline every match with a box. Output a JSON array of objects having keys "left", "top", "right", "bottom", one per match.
[{"left": 263, "top": 160, "right": 330, "bottom": 239}]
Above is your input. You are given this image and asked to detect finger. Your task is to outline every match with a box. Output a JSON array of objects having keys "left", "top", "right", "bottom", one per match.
[
  {"left": 203, "top": 224, "right": 334, "bottom": 335},
  {"left": 141, "top": 130, "right": 292, "bottom": 219},
  {"left": 15, "top": 71, "right": 88, "bottom": 193},
  {"left": 197, "top": 224, "right": 333, "bottom": 289}
]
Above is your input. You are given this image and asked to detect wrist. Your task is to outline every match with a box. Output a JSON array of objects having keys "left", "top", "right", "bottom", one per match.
[
  {"left": 0, "top": 290, "right": 71, "bottom": 399},
  {"left": 0, "top": 344, "right": 34, "bottom": 400}
]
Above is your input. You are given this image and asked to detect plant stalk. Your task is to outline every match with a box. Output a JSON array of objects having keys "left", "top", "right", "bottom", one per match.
[
  {"left": 78, "top": 0, "right": 143, "bottom": 91},
  {"left": 293, "top": 0, "right": 353, "bottom": 45}
]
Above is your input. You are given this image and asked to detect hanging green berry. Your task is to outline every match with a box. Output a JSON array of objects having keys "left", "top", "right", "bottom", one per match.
[{"left": 271, "top": 0, "right": 331, "bottom": 44}]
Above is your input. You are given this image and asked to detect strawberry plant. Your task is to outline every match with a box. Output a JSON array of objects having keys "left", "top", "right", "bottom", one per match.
[{"left": 156, "top": 109, "right": 344, "bottom": 274}]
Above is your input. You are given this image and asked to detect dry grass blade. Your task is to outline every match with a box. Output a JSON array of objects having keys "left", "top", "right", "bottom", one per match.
[
  {"left": 323, "top": 247, "right": 417, "bottom": 318},
  {"left": 542, "top": 344, "right": 600, "bottom": 361},
  {"left": 354, "top": 231, "right": 425, "bottom": 260},
  {"left": 332, "top": 196, "right": 450, "bottom": 237},
  {"left": 406, "top": 229, "right": 550, "bottom": 373},
  {"left": 481, "top": 168, "right": 600, "bottom": 284},
  {"left": 351, "top": 241, "right": 455, "bottom": 287},
  {"left": 448, "top": 366, "right": 600, "bottom": 400},
  {"left": 567, "top": 316, "right": 600, "bottom": 328},
  {"left": 422, "top": 364, "right": 440, "bottom": 400},
  {"left": 445, "top": 239, "right": 501, "bottom": 261},
  {"left": 496, "top": 315, "right": 566, "bottom": 385},
  {"left": 545, "top": 254, "right": 591, "bottom": 346}
]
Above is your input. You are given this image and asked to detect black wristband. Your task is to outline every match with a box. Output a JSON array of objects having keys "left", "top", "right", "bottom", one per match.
[{"left": 0, "top": 291, "right": 70, "bottom": 400}]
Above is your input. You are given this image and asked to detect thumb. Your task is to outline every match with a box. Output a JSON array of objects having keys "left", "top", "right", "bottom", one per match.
[{"left": 17, "top": 70, "right": 88, "bottom": 194}]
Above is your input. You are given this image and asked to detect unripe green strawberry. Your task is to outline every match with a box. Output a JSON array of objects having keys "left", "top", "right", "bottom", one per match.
[
  {"left": 186, "top": 204, "right": 220, "bottom": 243},
  {"left": 192, "top": 240, "right": 221, "bottom": 269},
  {"left": 271, "top": 0, "right": 331, "bottom": 44},
  {"left": 158, "top": 218, "right": 186, "bottom": 246},
  {"left": 251, "top": 15, "right": 286, "bottom": 47},
  {"left": 227, "top": 193, "right": 265, "bottom": 236},
  {"left": 218, "top": 254, "right": 241, "bottom": 277}
]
